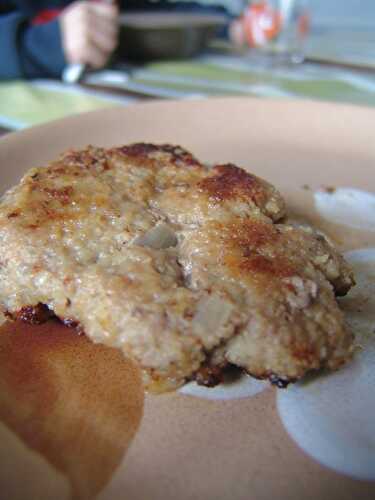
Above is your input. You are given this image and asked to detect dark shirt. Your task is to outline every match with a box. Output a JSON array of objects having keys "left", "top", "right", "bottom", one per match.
[{"left": 0, "top": 0, "right": 228, "bottom": 80}]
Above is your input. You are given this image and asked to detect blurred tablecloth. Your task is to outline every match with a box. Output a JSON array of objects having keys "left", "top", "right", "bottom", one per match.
[
  {"left": 119, "top": 53, "right": 375, "bottom": 105},
  {"left": 2, "top": 45, "right": 375, "bottom": 131},
  {"left": 0, "top": 81, "right": 136, "bottom": 130}
]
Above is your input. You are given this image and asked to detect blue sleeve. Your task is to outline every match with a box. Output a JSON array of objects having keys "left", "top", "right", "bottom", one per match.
[
  {"left": 0, "top": 12, "right": 26, "bottom": 79},
  {"left": 0, "top": 13, "right": 66, "bottom": 80}
]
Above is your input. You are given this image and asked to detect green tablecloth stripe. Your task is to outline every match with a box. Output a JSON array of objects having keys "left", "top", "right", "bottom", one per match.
[
  {"left": 0, "top": 82, "right": 129, "bottom": 129},
  {"left": 131, "top": 59, "right": 375, "bottom": 105}
]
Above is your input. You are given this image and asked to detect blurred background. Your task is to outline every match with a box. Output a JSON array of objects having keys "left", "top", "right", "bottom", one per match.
[{"left": 1, "top": 0, "right": 375, "bottom": 132}]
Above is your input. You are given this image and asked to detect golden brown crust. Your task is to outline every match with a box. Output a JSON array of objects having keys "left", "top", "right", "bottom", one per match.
[
  {"left": 216, "top": 219, "right": 295, "bottom": 279},
  {"left": 199, "top": 163, "right": 268, "bottom": 204},
  {"left": 198, "top": 163, "right": 286, "bottom": 222}
]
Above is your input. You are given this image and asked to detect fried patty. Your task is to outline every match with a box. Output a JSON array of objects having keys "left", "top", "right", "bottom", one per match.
[{"left": 0, "top": 144, "right": 355, "bottom": 391}]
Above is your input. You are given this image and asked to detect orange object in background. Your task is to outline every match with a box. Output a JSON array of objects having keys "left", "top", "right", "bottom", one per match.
[
  {"left": 298, "top": 11, "right": 310, "bottom": 37},
  {"left": 242, "top": 1, "right": 282, "bottom": 48},
  {"left": 241, "top": 0, "right": 310, "bottom": 50}
]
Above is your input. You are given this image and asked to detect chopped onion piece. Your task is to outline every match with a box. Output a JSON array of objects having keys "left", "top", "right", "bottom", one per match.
[
  {"left": 132, "top": 223, "right": 177, "bottom": 250},
  {"left": 193, "top": 295, "right": 233, "bottom": 333}
]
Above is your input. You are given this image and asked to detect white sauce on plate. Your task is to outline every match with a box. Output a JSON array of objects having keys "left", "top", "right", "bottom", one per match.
[
  {"left": 277, "top": 249, "right": 375, "bottom": 480},
  {"left": 314, "top": 188, "right": 375, "bottom": 231},
  {"left": 179, "top": 374, "right": 268, "bottom": 401}
]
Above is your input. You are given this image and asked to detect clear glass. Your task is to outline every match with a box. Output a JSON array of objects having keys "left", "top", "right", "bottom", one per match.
[{"left": 242, "top": 0, "right": 310, "bottom": 66}]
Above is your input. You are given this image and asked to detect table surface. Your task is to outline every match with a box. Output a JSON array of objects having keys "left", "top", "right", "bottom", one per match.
[{"left": 3, "top": 26, "right": 375, "bottom": 136}]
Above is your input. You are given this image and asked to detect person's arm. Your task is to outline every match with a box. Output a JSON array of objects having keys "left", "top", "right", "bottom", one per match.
[
  {"left": 0, "top": 12, "right": 66, "bottom": 80},
  {"left": 0, "top": 1, "right": 118, "bottom": 81}
]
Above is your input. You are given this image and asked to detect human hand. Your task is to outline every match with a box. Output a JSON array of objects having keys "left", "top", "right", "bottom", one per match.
[{"left": 59, "top": 1, "right": 119, "bottom": 69}]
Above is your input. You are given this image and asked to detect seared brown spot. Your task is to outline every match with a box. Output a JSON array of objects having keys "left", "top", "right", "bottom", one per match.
[
  {"left": 10, "top": 304, "right": 85, "bottom": 334},
  {"left": 118, "top": 143, "right": 162, "bottom": 157},
  {"left": 116, "top": 143, "right": 200, "bottom": 167},
  {"left": 43, "top": 186, "right": 74, "bottom": 205},
  {"left": 292, "top": 344, "right": 317, "bottom": 363},
  {"left": 4, "top": 310, "right": 14, "bottom": 320},
  {"left": 228, "top": 219, "right": 280, "bottom": 250},
  {"left": 118, "top": 143, "right": 159, "bottom": 156},
  {"left": 62, "top": 148, "right": 106, "bottom": 169},
  {"left": 7, "top": 210, "right": 20, "bottom": 218},
  {"left": 198, "top": 163, "right": 267, "bottom": 204},
  {"left": 17, "top": 304, "right": 54, "bottom": 325},
  {"left": 219, "top": 219, "right": 294, "bottom": 279},
  {"left": 49, "top": 167, "right": 67, "bottom": 175},
  {"left": 239, "top": 255, "right": 295, "bottom": 278}
]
